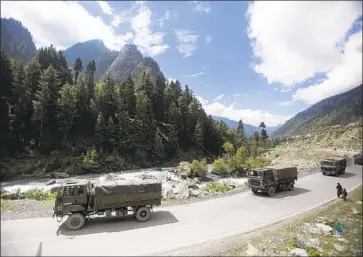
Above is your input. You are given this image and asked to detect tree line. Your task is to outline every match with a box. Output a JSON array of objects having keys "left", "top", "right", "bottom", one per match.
[{"left": 0, "top": 44, "right": 282, "bottom": 173}]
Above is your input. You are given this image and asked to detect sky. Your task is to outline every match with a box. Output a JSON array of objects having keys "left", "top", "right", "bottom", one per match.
[{"left": 1, "top": 1, "right": 362, "bottom": 127}]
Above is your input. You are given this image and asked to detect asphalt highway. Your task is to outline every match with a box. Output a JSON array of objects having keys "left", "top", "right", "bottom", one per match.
[{"left": 1, "top": 164, "right": 362, "bottom": 256}]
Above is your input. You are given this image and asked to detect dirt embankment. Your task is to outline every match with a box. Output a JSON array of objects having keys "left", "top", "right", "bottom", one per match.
[{"left": 265, "top": 122, "right": 362, "bottom": 172}]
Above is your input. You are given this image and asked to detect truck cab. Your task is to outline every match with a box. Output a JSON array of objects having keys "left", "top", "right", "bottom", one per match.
[{"left": 53, "top": 180, "right": 90, "bottom": 218}]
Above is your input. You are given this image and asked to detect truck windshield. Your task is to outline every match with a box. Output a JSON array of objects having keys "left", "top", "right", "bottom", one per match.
[
  {"left": 321, "top": 161, "right": 336, "bottom": 166},
  {"left": 250, "top": 170, "right": 264, "bottom": 177}
]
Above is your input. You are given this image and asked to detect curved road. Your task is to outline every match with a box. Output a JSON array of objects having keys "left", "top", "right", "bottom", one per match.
[{"left": 1, "top": 164, "right": 362, "bottom": 256}]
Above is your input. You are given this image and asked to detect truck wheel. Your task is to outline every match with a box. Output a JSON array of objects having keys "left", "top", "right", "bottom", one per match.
[
  {"left": 251, "top": 188, "right": 258, "bottom": 194},
  {"left": 267, "top": 186, "right": 276, "bottom": 196},
  {"left": 322, "top": 171, "right": 326, "bottom": 175},
  {"left": 66, "top": 213, "right": 85, "bottom": 230},
  {"left": 135, "top": 206, "right": 151, "bottom": 222},
  {"left": 288, "top": 182, "right": 294, "bottom": 191}
]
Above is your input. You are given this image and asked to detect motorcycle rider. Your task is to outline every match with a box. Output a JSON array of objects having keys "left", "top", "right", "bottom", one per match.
[{"left": 336, "top": 183, "right": 342, "bottom": 198}]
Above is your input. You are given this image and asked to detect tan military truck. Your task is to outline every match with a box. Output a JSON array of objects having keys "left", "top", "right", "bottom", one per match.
[
  {"left": 248, "top": 166, "right": 298, "bottom": 196},
  {"left": 320, "top": 158, "right": 346, "bottom": 176},
  {"left": 53, "top": 179, "right": 162, "bottom": 230}
]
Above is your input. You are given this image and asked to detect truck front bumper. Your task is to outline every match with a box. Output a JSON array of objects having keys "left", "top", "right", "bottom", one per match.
[{"left": 250, "top": 185, "right": 267, "bottom": 192}]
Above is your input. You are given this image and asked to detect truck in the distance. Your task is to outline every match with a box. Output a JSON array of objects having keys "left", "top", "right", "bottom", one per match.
[
  {"left": 354, "top": 152, "right": 363, "bottom": 165},
  {"left": 320, "top": 158, "right": 347, "bottom": 176},
  {"left": 53, "top": 179, "right": 162, "bottom": 230},
  {"left": 248, "top": 166, "right": 298, "bottom": 196}
]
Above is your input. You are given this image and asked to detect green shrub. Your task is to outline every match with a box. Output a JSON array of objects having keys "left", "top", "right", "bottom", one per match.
[
  {"left": 305, "top": 247, "right": 321, "bottom": 256},
  {"left": 191, "top": 159, "right": 208, "bottom": 178},
  {"left": 212, "top": 158, "right": 231, "bottom": 175},
  {"left": 205, "top": 182, "right": 232, "bottom": 193},
  {"left": 245, "top": 157, "right": 272, "bottom": 168},
  {"left": 25, "top": 189, "right": 56, "bottom": 201}
]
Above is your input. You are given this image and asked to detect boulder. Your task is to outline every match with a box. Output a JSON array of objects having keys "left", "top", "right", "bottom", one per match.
[
  {"left": 333, "top": 243, "right": 347, "bottom": 252},
  {"left": 290, "top": 248, "right": 309, "bottom": 257},
  {"left": 189, "top": 188, "right": 200, "bottom": 197},
  {"left": 173, "top": 181, "right": 191, "bottom": 199},
  {"left": 175, "top": 162, "right": 191, "bottom": 179},
  {"left": 296, "top": 235, "right": 320, "bottom": 249},
  {"left": 246, "top": 244, "right": 260, "bottom": 256},
  {"left": 314, "top": 223, "right": 333, "bottom": 235},
  {"left": 336, "top": 238, "right": 349, "bottom": 244},
  {"left": 162, "top": 188, "right": 174, "bottom": 199}
]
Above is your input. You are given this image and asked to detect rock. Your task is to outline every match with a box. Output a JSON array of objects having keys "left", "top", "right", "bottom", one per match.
[
  {"left": 188, "top": 188, "right": 200, "bottom": 197},
  {"left": 173, "top": 181, "right": 191, "bottom": 199},
  {"left": 290, "top": 248, "right": 309, "bottom": 256},
  {"left": 188, "top": 184, "right": 200, "bottom": 190},
  {"left": 296, "top": 235, "right": 320, "bottom": 248},
  {"left": 303, "top": 223, "right": 322, "bottom": 235},
  {"left": 315, "top": 223, "right": 333, "bottom": 235},
  {"left": 139, "top": 173, "right": 157, "bottom": 180},
  {"left": 246, "top": 244, "right": 260, "bottom": 256},
  {"left": 333, "top": 243, "right": 347, "bottom": 252},
  {"left": 354, "top": 249, "right": 363, "bottom": 256},
  {"left": 352, "top": 208, "right": 361, "bottom": 215},
  {"left": 336, "top": 238, "right": 349, "bottom": 244},
  {"left": 162, "top": 188, "right": 174, "bottom": 199},
  {"left": 175, "top": 162, "right": 191, "bottom": 179},
  {"left": 356, "top": 201, "right": 362, "bottom": 205},
  {"left": 46, "top": 179, "right": 56, "bottom": 186},
  {"left": 52, "top": 172, "right": 69, "bottom": 179}
]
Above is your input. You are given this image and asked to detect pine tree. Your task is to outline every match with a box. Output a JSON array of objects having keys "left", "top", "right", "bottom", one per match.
[
  {"left": 58, "top": 83, "right": 78, "bottom": 140},
  {"left": 236, "top": 119, "right": 247, "bottom": 148},
  {"left": 32, "top": 65, "right": 60, "bottom": 148},
  {"left": 74, "top": 57, "right": 83, "bottom": 81},
  {"left": 194, "top": 118, "right": 204, "bottom": 149},
  {"left": 152, "top": 131, "right": 165, "bottom": 165}
]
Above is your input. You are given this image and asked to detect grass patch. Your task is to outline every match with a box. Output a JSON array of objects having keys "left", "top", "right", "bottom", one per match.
[
  {"left": 1, "top": 199, "right": 13, "bottom": 211},
  {"left": 205, "top": 182, "right": 233, "bottom": 193},
  {"left": 25, "top": 189, "right": 56, "bottom": 201},
  {"left": 223, "top": 186, "right": 363, "bottom": 256}
]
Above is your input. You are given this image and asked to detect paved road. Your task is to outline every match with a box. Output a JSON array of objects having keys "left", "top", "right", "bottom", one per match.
[{"left": 1, "top": 165, "right": 362, "bottom": 256}]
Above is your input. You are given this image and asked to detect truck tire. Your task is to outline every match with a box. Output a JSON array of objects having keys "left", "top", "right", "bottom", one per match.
[
  {"left": 66, "top": 213, "right": 85, "bottom": 230},
  {"left": 135, "top": 206, "right": 151, "bottom": 222},
  {"left": 322, "top": 171, "right": 326, "bottom": 175},
  {"left": 267, "top": 186, "right": 276, "bottom": 196},
  {"left": 288, "top": 182, "right": 294, "bottom": 191},
  {"left": 251, "top": 188, "right": 258, "bottom": 194}
]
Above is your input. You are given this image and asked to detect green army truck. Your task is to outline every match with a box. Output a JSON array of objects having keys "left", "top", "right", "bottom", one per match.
[
  {"left": 53, "top": 179, "right": 162, "bottom": 230},
  {"left": 248, "top": 166, "right": 298, "bottom": 196},
  {"left": 320, "top": 158, "right": 346, "bottom": 176},
  {"left": 354, "top": 152, "right": 363, "bottom": 165}
]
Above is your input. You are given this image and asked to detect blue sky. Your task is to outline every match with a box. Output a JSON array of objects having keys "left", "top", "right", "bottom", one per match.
[{"left": 1, "top": 1, "right": 362, "bottom": 126}]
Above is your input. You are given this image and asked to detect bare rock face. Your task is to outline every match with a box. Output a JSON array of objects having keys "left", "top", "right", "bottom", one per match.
[
  {"left": 102, "top": 44, "right": 163, "bottom": 84},
  {"left": 290, "top": 248, "right": 309, "bottom": 256}
]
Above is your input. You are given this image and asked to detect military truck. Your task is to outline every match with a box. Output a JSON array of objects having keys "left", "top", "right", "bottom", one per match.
[
  {"left": 248, "top": 166, "right": 298, "bottom": 196},
  {"left": 53, "top": 179, "right": 162, "bottom": 230},
  {"left": 354, "top": 152, "right": 363, "bottom": 165},
  {"left": 321, "top": 158, "right": 347, "bottom": 176}
]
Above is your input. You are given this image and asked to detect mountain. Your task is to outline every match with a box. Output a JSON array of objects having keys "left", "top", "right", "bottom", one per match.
[
  {"left": 272, "top": 84, "right": 363, "bottom": 138},
  {"left": 0, "top": 18, "right": 37, "bottom": 62},
  {"left": 102, "top": 44, "right": 164, "bottom": 83},
  {"left": 63, "top": 39, "right": 118, "bottom": 81},
  {"left": 212, "top": 116, "right": 280, "bottom": 136}
]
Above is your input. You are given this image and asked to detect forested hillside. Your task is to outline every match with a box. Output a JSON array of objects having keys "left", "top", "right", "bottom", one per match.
[
  {"left": 0, "top": 18, "right": 37, "bottom": 62},
  {"left": 273, "top": 85, "right": 363, "bottom": 138},
  {"left": 63, "top": 39, "right": 118, "bottom": 82},
  {"left": 0, "top": 44, "right": 280, "bottom": 181}
]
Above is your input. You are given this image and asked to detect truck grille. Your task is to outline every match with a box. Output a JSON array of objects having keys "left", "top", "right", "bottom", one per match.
[{"left": 249, "top": 179, "right": 261, "bottom": 186}]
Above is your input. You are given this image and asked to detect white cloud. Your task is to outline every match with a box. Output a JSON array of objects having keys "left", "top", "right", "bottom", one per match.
[
  {"left": 174, "top": 29, "right": 199, "bottom": 57},
  {"left": 246, "top": 1, "right": 362, "bottom": 89},
  {"left": 157, "top": 10, "right": 170, "bottom": 28},
  {"left": 214, "top": 94, "right": 224, "bottom": 101},
  {"left": 184, "top": 71, "right": 206, "bottom": 77},
  {"left": 1, "top": 1, "right": 132, "bottom": 50},
  {"left": 292, "top": 28, "right": 362, "bottom": 105},
  {"left": 97, "top": 1, "right": 113, "bottom": 15},
  {"left": 205, "top": 35, "right": 212, "bottom": 43},
  {"left": 130, "top": 2, "right": 169, "bottom": 56},
  {"left": 234, "top": 93, "right": 241, "bottom": 97},
  {"left": 197, "top": 96, "right": 291, "bottom": 126},
  {"left": 192, "top": 1, "right": 211, "bottom": 14}
]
